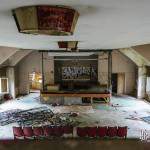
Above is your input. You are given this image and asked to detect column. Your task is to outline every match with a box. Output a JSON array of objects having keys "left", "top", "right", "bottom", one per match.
[
  {"left": 6, "top": 67, "right": 16, "bottom": 98},
  {"left": 137, "top": 66, "right": 147, "bottom": 99},
  {"left": 108, "top": 51, "right": 112, "bottom": 93}
]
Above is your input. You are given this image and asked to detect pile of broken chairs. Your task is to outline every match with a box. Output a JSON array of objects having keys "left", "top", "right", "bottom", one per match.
[{"left": 13, "top": 126, "right": 127, "bottom": 139}]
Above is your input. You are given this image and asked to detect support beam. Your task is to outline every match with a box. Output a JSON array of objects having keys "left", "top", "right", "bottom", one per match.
[
  {"left": 133, "top": 44, "right": 150, "bottom": 61},
  {"left": 0, "top": 47, "right": 18, "bottom": 65},
  {"left": 8, "top": 50, "right": 32, "bottom": 66},
  {"left": 119, "top": 48, "right": 150, "bottom": 66},
  {"left": 39, "top": 49, "right": 112, "bottom": 53}
]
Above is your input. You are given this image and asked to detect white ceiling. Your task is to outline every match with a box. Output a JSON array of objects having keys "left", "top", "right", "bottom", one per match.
[{"left": 0, "top": 0, "right": 150, "bottom": 50}]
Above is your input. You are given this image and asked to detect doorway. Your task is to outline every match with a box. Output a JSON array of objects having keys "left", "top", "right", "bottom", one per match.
[
  {"left": 117, "top": 73, "right": 125, "bottom": 95},
  {"left": 112, "top": 73, "right": 125, "bottom": 95},
  {"left": 29, "top": 72, "right": 42, "bottom": 93},
  {"left": 112, "top": 73, "right": 118, "bottom": 94},
  {"left": 0, "top": 78, "right": 8, "bottom": 93}
]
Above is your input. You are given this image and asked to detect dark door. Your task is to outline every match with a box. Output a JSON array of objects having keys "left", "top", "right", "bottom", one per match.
[{"left": 112, "top": 73, "right": 118, "bottom": 93}]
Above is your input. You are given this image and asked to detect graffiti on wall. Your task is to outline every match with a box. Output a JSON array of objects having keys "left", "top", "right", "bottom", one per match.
[{"left": 62, "top": 66, "right": 97, "bottom": 80}]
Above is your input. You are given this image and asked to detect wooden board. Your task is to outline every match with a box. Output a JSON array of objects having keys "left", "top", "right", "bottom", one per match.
[{"left": 41, "top": 91, "right": 111, "bottom": 98}]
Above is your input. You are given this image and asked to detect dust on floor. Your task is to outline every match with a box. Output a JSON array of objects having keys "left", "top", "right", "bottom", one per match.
[{"left": 0, "top": 93, "right": 150, "bottom": 139}]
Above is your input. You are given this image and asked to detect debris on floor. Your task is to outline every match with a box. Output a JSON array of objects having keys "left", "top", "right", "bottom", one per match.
[
  {"left": 111, "top": 104, "right": 123, "bottom": 107},
  {"left": 0, "top": 107, "right": 53, "bottom": 126},
  {"left": 0, "top": 93, "right": 150, "bottom": 139},
  {"left": 0, "top": 106, "right": 81, "bottom": 127},
  {"left": 125, "top": 113, "right": 142, "bottom": 121},
  {"left": 125, "top": 116, "right": 140, "bottom": 121},
  {"left": 69, "top": 112, "right": 78, "bottom": 117},
  {"left": 141, "top": 116, "right": 150, "bottom": 124},
  {"left": 52, "top": 105, "right": 94, "bottom": 114}
]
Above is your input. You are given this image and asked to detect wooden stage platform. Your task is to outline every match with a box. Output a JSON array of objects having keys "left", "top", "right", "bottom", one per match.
[{"left": 40, "top": 91, "right": 111, "bottom": 103}]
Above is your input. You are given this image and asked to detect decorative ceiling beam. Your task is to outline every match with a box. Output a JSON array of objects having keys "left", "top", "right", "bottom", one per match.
[
  {"left": 119, "top": 48, "right": 150, "bottom": 66},
  {"left": 8, "top": 50, "right": 33, "bottom": 66},
  {"left": 0, "top": 47, "right": 18, "bottom": 65}
]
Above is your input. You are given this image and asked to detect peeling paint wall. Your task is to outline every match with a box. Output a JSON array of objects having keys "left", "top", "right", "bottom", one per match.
[
  {"left": 0, "top": 68, "right": 6, "bottom": 77},
  {"left": 98, "top": 51, "right": 136, "bottom": 94},
  {"left": 17, "top": 51, "right": 54, "bottom": 94}
]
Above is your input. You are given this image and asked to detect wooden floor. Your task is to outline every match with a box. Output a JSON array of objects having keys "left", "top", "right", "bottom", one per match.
[{"left": 0, "top": 139, "right": 149, "bottom": 150}]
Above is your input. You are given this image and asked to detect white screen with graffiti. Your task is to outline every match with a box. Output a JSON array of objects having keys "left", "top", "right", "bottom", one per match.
[{"left": 62, "top": 66, "right": 97, "bottom": 80}]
